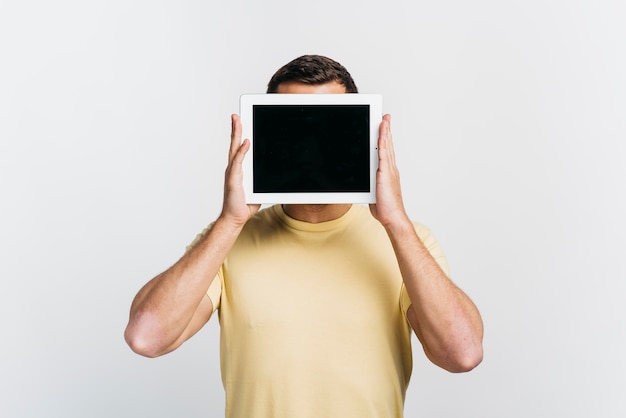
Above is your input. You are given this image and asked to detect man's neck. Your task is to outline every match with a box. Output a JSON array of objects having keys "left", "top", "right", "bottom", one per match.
[{"left": 282, "top": 204, "right": 352, "bottom": 224}]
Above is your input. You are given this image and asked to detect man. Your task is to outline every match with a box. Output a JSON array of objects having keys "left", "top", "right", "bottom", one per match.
[{"left": 125, "top": 55, "right": 483, "bottom": 417}]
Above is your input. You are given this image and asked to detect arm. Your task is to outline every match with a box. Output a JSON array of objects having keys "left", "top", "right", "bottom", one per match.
[
  {"left": 370, "top": 115, "right": 483, "bottom": 373},
  {"left": 124, "top": 114, "right": 260, "bottom": 358}
]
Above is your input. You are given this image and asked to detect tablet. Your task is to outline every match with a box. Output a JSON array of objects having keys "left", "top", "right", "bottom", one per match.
[{"left": 240, "top": 93, "right": 382, "bottom": 204}]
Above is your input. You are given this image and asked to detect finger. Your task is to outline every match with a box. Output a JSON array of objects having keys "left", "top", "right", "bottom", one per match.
[
  {"left": 229, "top": 114, "right": 243, "bottom": 162},
  {"left": 385, "top": 114, "right": 396, "bottom": 167},
  {"left": 225, "top": 137, "right": 248, "bottom": 177},
  {"left": 378, "top": 114, "right": 395, "bottom": 165},
  {"left": 226, "top": 139, "right": 250, "bottom": 185},
  {"left": 232, "top": 138, "right": 250, "bottom": 165},
  {"left": 225, "top": 138, "right": 250, "bottom": 190}
]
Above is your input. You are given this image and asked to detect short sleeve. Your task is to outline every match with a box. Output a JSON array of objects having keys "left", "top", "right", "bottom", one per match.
[
  {"left": 400, "top": 222, "right": 450, "bottom": 316},
  {"left": 206, "top": 272, "right": 222, "bottom": 312}
]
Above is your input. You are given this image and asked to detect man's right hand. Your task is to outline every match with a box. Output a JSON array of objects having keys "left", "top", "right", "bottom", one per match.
[{"left": 220, "top": 114, "right": 260, "bottom": 227}]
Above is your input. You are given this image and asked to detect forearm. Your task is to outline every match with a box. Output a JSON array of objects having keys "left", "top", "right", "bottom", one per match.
[
  {"left": 124, "top": 216, "right": 243, "bottom": 356},
  {"left": 385, "top": 217, "right": 483, "bottom": 372}
]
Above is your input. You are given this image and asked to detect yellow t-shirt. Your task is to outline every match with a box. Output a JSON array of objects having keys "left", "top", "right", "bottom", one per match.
[{"left": 195, "top": 204, "right": 449, "bottom": 418}]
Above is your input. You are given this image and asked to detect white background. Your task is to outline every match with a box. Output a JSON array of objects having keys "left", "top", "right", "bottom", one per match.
[{"left": 1, "top": 1, "right": 625, "bottom": 417}]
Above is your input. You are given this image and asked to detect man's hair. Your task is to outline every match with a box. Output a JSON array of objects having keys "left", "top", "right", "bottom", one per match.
[{"left": 266, "top": 55, "right": 358, "bottom": 93}]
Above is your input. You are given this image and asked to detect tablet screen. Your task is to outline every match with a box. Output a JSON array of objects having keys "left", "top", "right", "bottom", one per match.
[{"left": 252, "top": 104, "right": 370, "bottom": 193}]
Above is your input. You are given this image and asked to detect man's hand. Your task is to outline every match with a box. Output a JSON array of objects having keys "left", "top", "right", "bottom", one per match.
[
  {"left": 221, "top": 114, "right": 260, "bottom": 227},
  {"left": 369, "top": 114, "right": 410, "bottom": 228}
]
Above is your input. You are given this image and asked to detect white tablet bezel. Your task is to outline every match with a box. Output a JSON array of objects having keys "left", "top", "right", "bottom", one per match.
[{"left": 240, "top": 93, "right": 382, "bottom": 204}]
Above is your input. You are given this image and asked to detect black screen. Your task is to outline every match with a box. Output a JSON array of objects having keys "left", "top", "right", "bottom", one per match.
[{"left": 253, "top": 105, "right": 370, "bottom": 193}]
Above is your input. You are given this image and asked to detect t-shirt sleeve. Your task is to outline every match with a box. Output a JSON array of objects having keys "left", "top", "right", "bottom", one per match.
[
  {"left": 400, "top": 222, "right": 450, "bottom": 316},
  {"left": 206, "top": 274, "right": 222, "bottom": 312},
  {"left": 186, "top": 224, "right": 223, "bottom": 312}
]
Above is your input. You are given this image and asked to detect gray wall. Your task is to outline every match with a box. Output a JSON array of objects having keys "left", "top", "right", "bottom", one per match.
[{"left": 1, "top": 1, "right": 624, "bottom": 417}]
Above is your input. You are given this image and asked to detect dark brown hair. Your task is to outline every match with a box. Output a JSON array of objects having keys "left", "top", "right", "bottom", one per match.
[{"left": 266, "top": 55, "right": 358, "bottom": 93}]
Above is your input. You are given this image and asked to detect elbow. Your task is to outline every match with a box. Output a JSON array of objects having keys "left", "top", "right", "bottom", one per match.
[
  {"left": 124, "top": 318, "right": 168, "bottom": 358},
  {"left": 448, "top": 345, "right": 483, "bottom": 373},
  {"left": 445, "top": 315, "right": 485, "bottom": 373},
  {"left": 125, "top": 328, "right": 158, "bottom": 358},
  {"left": 427, "top": 338, "right": 483, "bottom": 373}
]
